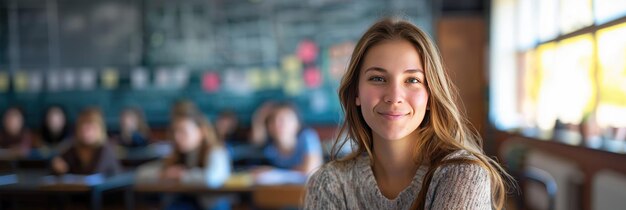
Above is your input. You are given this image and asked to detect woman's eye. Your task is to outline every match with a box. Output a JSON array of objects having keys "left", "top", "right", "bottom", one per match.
[
  {"left": 406, "top": 78, "right": 421, "bottom": 84},
  {"left": 368, "top": 76, "right": 385, "bottom": 82}
]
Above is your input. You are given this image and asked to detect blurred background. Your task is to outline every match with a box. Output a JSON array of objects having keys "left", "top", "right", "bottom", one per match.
[{"left": 0, "top": 0, "right": 625, "bottom": 209}]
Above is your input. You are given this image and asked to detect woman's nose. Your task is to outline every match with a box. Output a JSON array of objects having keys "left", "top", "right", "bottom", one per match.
[{"left": 383, "top": 83, "right": 404, "bottom": 104}]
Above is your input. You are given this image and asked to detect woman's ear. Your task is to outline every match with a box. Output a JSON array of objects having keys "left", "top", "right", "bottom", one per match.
[{"left": 356, "top": 96, "right": 361, "bottom": 106}]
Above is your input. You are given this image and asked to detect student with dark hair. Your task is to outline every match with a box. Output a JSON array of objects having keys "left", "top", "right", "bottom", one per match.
[
  {"left": 38, "top": 105, "right": 71, "bottom": 150},
  {"left": 0, "top": 106, "right": 32, "bottom": 158},
  {"left": 215, "top": 110, "right": 244, "bottom": 144},
  {"left": 115, "top": 107, "right": 151, "bottom": 148}
]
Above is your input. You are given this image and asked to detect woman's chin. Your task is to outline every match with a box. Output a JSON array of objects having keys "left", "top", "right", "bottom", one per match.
[{"left": 373, "top": 131, "right": 411, "bottom": 142}]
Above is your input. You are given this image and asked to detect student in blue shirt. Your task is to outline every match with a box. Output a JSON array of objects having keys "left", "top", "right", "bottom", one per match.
[
  {"left": 262, "top": 103, "right": 323, "bottom": 175},
  {"left": 114, "top": 107, "right": 151, "bottom": 148}
]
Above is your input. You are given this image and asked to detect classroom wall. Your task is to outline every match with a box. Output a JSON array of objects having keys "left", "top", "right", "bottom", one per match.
[{"left": 437, "top": 16, "right": 488, "bottom": 137}]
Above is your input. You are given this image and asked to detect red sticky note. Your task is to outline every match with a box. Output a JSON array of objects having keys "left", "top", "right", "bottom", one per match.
[
  {"left": 202, "top": 72, "right": 220, "bottom": 92},
  {"left": 304, "top": 67, "right": 322, "bottom": 88},
  {"left": 297, "top": 40, "right": 318, "bottom": 64}
]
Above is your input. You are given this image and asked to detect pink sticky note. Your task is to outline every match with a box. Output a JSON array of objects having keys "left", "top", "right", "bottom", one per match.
[
  {"left": 202, "top": 72, "right": 220, "bottom": 92},
  {"left": 304, "top": 67, "right": 322, "bottom": 88},
  {"left": 297, "top": 40, "right": 318, "bottom": 64}
]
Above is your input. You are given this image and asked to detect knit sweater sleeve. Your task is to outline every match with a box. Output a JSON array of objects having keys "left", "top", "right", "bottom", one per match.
[
  {"left": 425, "top": 163, "right": 492, "bottom": 210},
  {"left": 303, "top": 164, "right": 347, "bottom": 210}
]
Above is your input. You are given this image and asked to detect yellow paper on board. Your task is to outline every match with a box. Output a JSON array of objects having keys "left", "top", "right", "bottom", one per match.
[
  {"left": 267, "top": 68, "right": 282, "bottom": 88},
  {"left": 284, "top": 78, "right": 303, "bottom": 96},
  {"left": 102, "top": 68, "right": 119, "bottom": 89},
  {"left": 248, "top": 68, "right": 263, "bottom": 90},
  {"left": 13, "top": 72, "right": 28, "bottom": 92},
  {"left": 282, "top": 55, "right": 302, "bottom": 76},
  {"left": 0, "top": 72, "right": 8, "bottom": 92}
]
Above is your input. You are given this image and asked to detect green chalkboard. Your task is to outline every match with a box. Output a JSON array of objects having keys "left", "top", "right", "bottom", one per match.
[{"left": 0, "top": 0, "right": 432, "bottom": 130}]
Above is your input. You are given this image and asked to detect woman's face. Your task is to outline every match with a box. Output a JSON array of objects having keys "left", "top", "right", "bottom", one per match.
[
  {"left": 267, "top": 108, "right": 300, "bottom": 146},
  {"left": 78, "top": 121, "right": 101, "bottom": 145},
  {"left": 356, "top": 39, "right": 429, "bottom": 142},
  {"left": 173, "top": 118, "right": 202, "bottom": 153},
  {"left": 3, "top": 109, "right": 24, "bottom": 135},
  {"left": 46, "top": 108, "right": 66, "bottom": 133}
]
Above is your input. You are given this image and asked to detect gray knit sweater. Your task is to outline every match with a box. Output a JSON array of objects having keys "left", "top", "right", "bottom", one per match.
[{"left": 304, "top": 150, "right": 492, "bottom": 210}]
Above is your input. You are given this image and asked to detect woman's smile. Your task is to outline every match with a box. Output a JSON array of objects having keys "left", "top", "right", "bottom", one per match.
[{"left": 376, "top": 110, "right": 410, "bottom": 121}]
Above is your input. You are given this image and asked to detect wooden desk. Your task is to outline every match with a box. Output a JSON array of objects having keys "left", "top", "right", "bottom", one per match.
[
  {"left": 116, "top": 143, "right": 172, "bottom": 167},
  {"left": 252, "top": 185, "right": 305, "bottom": 209},
  {"left": 133, "top": 173, "right": 306, "bottom": 209},
  {"left": 0, "top": 148, "right": 58, "bottom": 169},
  {"left": 0, "top": 170, "right": 134, "bottom": 210},
  {"left": 134, "top": 182, "right": 255, "bottom": 194}
]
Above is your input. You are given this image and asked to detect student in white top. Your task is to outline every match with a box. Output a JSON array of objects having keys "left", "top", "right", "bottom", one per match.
[{"left": 137, "top": 110, "right": 231, "bottom": 209}]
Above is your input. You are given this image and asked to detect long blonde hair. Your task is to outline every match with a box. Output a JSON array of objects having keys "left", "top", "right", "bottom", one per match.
[{"left": 330, "top": 18, "right": 512, "bottom": 210}]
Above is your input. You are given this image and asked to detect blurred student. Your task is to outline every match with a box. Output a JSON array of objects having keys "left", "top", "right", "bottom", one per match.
[
  {"left": 0, "top": 106, "right": 32, "bottom": 158},
  {"left": 37, "top": 105, "right": 71, "bottom": 150},
  {"left": 51, "top": 108, "right": 121, "bottom": 177},
  {"left": 138, "top": 111, "right": 230, "bottom": 185},
  {"left": 170, "top": 99, "right": 199, "bottom": 120},
  {"left": 136, "top": 111, "right": 231, "bottom": 209},
  {"left": 215, "top": 110, "right": 243, "bottom": 144},
  {"left": 218, "top": 109, "right": 265, "bottom": 168},
  {"left": 115, "top": 107, "right": 151, "bottom": 148},
  {"left": 261, "top": 103, "right": 323, "bottom": 175},
  {"left": 249, "top": 101, "right": 275, "bottom": 147}
]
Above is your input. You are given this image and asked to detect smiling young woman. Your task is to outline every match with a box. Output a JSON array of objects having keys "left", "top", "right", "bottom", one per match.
[{"left": 304, "top": 18, "right": 512, "bottom": 210}]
